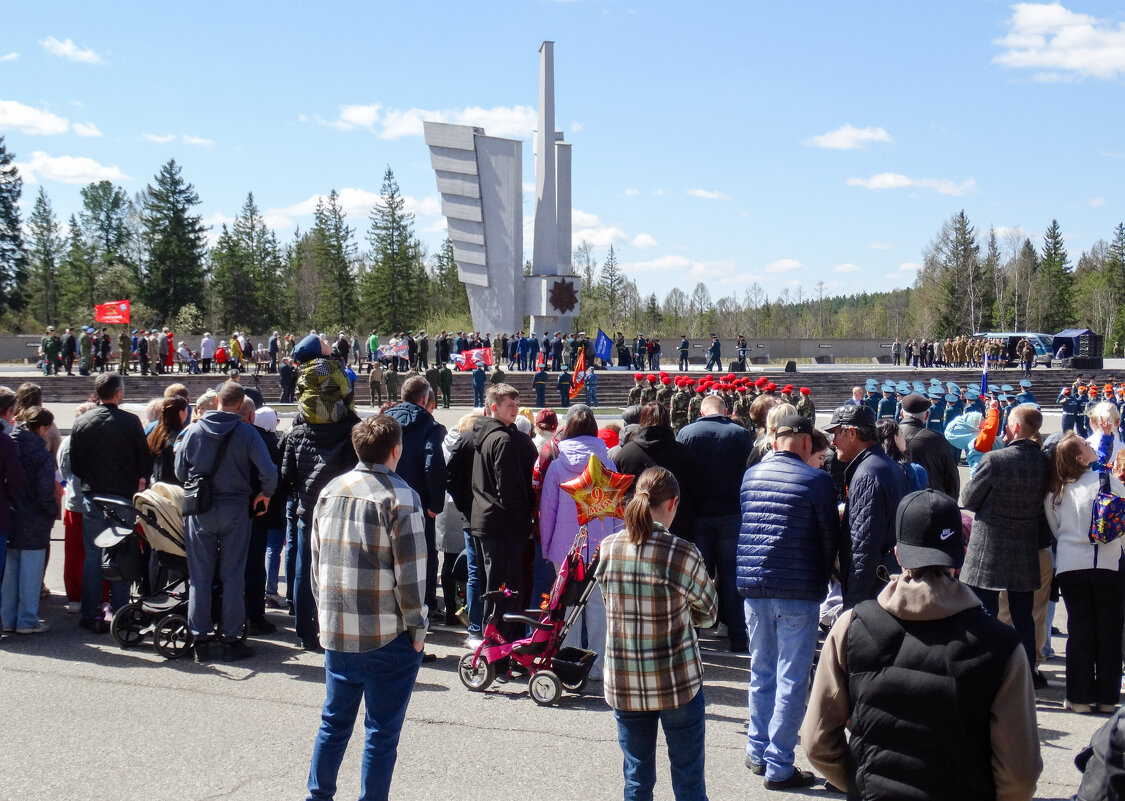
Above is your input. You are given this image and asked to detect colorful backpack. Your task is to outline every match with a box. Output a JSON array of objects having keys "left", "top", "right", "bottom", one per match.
[{"left": 1089, "top": 471, "right": 1125, "bottom": 545}]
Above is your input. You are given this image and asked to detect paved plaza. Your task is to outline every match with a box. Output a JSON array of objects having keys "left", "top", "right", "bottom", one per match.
[
  {"left": 0, "top": 515, "right": 1104, "bottom": 801},
  {"left": 0, "top": 367, "right": 1104, "bottom": 800}
]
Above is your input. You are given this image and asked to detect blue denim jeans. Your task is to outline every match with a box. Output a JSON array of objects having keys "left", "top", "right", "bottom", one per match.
[
  {"left": 285, "top": 497, "right": 298, "bottom": 603},
  {"left": 81, "top": 499, "right": 130, "bottom": 623},
  {"left": 185, "top": 498, "right": 251, "bottom": 641},
  {"left": 743, "top": 597, "right": 820, "bottom": 781},
  {"left": 463, "top": 529, "right": 482, "bottom": 635},
  {"left": 1, "top": 547, "right": 46, "bottom": 629},
  {"left": 614, "top": 688, "right": 708, "bottom": 801},
  {"left": 308, "top": 633, "right": 423, "bottom": 801},
  {"left": 265, "top": 527, "right": 285, "bottom": 596},
  {"left": 0, "top": 533, "right": 7, "bottom": 590},
  {"left": 295, "top": 516, "right": 319, "bottom": 645},
  {"left": 694, "top": 515, "right": 744, "bottom": 646}
]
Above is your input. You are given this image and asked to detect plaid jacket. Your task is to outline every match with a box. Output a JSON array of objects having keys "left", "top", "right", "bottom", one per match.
[
  {"left": 311, "top": 462, "right": 429, "bottom": 652},
  {"left": 596, "top": 523, "right": 717, "bottom": 711}
]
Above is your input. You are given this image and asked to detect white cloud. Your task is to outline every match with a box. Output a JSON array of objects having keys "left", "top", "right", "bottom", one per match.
[
  {"left": 619, "top": 254, "right": 749, "bottom": 284},
  {"left": 421, "top": 218, "right": 447, "bottom": 234},
  {"left": 847, "top": 172, "right": 977, "bottom": 196},
  {"left": 993, "top": 2, "right": 1125, "bottom": 81},
  {"left": 182, "top": 135, "right": 214, "bottom": 147},
  {"left": 570, "top": 121, "right": 583, "bottom": 133},
  {"left": 265, "top": 189, "right": 440, "bottom": 229},
  {"left": 297, "top": 113, "right": 309, "bottom": 123},
  {"left": 624, "top": 188, "right": 639, "bottom": 196},
  {"left": 899, "top": 262, "right": 921, "bottom": 272},
  {"left": 40, "top": 36, "right": 103, "bottom": 65},
  {"left": 632, "top": 233, "right": 658, "bottom": 249},
  {"left": 204, "top": 212, "right": 233, "bottom": 228},
  {"left": 0, "top": 99, "right": 69, "bottom": 135},
  {"left": 142, "top": 133, "right": 175, "bottom": 143},
  {"left": 17, "top": 151, "right": 128, "bottom": 184},
  {"left": 72, "top": 122, "right": 101, "bottom": 137},
  {"left": 0, "top": 53, "right": 18, "bottom": 62},
  {"left": 1091, "top": 196, "right": 1106, "bottom": 207},
  {"left": 650, "top": 188, "right": 666, "bottom": 196},
  {"left": 687, "top": 188, "right": 732, "bottom": 200},
  {"left": 765, "top": 258, "right": 803, "bottom": 273},
  {"left": 833, "top": 263, "right": 861, "bottom": 273},
  {"left": 570, "top": 208, "right": 626, "bottom": 247},
  {"left": 806, "top": 124, "right": 893, "bottom": 150},
  {"left": 868, "top": 241, "right": 895, "bottom": 250},
  {"left": 522, "top": 182, "right": 536, "bottom": 194},
  {"left": 993, "top": 225, "right": 1030, "bottom": 240},
  {"left": 319, "top": 103, "right": 537, "bottom": 139}
]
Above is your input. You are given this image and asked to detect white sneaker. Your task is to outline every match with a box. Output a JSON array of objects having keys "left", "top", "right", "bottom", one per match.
[
  {"left": 16, "top": 621, "right": 50, "bottom": 635},
  {"left": 465, "top": 636, "right": 484, "bottom": 649},
  {"left": 66, "top": 601, "right": 81, "bottom": 614}
]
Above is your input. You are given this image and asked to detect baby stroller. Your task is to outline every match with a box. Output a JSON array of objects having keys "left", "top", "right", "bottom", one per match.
[
  {"left": 458, "top": 528, "right": 600, "bottom": 705},
  {"left": 96, "top": 484, "right": 192, "bottom": 658},
  {"left": 102, "top": 484, "right": 247, "bottom": 659}
]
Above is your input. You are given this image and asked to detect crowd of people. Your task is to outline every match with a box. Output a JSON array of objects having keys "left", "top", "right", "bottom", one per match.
[
  {"left": 11, "top": 333, "right": 1125, "bottom": 799},
  {"left": 890, "top": 334, "right": 1041, "bottom": 372}
]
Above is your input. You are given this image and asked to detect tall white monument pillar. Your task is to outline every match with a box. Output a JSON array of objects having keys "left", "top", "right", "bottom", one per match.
[
  {"left": 525, "top": 41, "right": 579, "bottom": 338},
  {"left": 425, "top": 42, "right": 578, "bottom": 340}
]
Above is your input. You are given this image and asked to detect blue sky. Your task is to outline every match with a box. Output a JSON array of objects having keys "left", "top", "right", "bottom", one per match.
[{"left": 4, "top": 1, "right": 1124, "bottom": 304}]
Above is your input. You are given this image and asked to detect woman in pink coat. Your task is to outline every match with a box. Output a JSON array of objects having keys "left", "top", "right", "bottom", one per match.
[{"left": 539, "top": 407, "right": 622, "bottom": 681}]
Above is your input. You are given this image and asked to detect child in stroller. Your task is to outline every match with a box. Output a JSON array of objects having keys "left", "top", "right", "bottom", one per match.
[{"left": 458, "top": 527, "right": 599, "bottom": 705}]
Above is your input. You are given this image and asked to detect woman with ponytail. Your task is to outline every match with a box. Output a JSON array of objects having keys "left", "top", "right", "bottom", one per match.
[{"left": 596, "top": 467, "right": 717, "bottom": 801}]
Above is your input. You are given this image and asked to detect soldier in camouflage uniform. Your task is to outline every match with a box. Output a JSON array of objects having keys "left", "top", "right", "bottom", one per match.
[
  {"left": 796, "top": 386, "right": 815, "bottom": 421},
  {"left": 384, "top": 362, "right": 399, "bottom": 402},
  {"left": 656, "top": 375, "right": 674, "bottom": 409},
  {"left": 641, "top": 375, "right": 658, "bottom": 404},
  {"left": 688, "top": 385, "right": 705, "bottom": 424},
  {"left": 627, "top": 373, "right": 644, "bottom": 406},
  {"left": 670, "top": 378, "right": 691, "bottom": 433}
]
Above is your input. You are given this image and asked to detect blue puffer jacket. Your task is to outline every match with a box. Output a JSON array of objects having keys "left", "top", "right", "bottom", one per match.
[
  {"left": 736, "top": 450, "right": 839, "bottom": 602},
  {"left": 840, "top": 445, "right": 908, "bottom": 609}
]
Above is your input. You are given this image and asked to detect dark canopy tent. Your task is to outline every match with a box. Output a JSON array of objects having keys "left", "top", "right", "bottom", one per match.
[{"left": 1053, "top": 328, "right": 1103, "bottom": 369}]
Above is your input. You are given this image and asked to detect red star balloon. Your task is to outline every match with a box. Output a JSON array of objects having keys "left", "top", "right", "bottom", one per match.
[{"left": 560, "top": 454, "right": 634, "bottom": 526}]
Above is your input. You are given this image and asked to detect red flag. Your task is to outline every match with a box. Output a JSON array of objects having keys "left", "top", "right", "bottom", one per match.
[
  {"left": 536, "top": 350, "right": 544, "bottom": 369},
  {"left": 452, "top": 347, "right": 494, "bottom": 371},
  {"left": 569, "top": 348, "right": 587, "bottom": 400},
  {"left": 94, "top": 299, "right": 130, "bottom": 324}
]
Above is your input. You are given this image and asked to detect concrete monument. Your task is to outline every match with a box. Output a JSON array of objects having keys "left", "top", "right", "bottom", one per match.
[{"left": 424, "top": 41, "right": 579, "bottom": 335}]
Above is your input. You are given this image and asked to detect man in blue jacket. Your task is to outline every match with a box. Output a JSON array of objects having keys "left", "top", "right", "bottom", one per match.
[
  {"left": 384, "top": 376, "right": 447, "bottom": 646},
  {"left": 678, "top": 394, "right": 753, "bottom": 651},
  {"left": 824, "top": 404, "right": 906, "bottom": 610},
  {"left": 737, "top": 411, "right": 838, "bottom": 790}
]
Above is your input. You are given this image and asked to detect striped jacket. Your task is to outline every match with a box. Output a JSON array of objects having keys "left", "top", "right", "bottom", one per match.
[
  {"left": 596, "top": 524, "right": 717, "bottom": 711},
  {"left": 311, "top": 462, "right": 428, "bottom": 652}
]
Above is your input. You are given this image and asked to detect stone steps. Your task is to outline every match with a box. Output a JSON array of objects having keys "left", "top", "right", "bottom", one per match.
[{"left": 30, "top": 365, "right": 1092, "bottom": 413}]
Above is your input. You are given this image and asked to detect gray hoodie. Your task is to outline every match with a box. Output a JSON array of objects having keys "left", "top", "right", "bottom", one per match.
[{"left": 174, "top": 410, "right": 278, "bottom": 503}]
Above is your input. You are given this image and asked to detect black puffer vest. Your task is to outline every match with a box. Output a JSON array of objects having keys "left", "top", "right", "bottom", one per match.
[{"left": 845, "top": 599, "right": 1020, "bottom": 801}]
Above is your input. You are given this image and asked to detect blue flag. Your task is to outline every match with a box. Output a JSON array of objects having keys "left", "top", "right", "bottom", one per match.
[{"left": 594, "top": 329, "right": 613, "bottom": 361}]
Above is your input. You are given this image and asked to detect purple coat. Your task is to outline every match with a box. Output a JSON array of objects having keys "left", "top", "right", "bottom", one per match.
[{"left": 539, "top": 435, "right": 622, "bottom": 566}]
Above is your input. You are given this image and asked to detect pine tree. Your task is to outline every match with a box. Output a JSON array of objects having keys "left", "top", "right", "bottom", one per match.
[
  {"left": 1035, "top": 219, "right": 1073, "bottom": 332},
  {"left": 431, "top": 237, "right": 468, "bottom": 315},
  {"left": 0, "top": 136, "right": 27, "bottom": 311},
  {"left": 364, "top": 167, "right": 422, "bottom": 332},
  {"left": 598, "top": 245, "right": 623, "bottom": 324},
  {"left": 210, "top": 192, "right": 282, "bottom": 331},
  {"left": 60, "top": 213, "right": 97, "bottom": 318},
  {"left": 79, "top": 180, "right": 134, "bottom": 277},
  {"left": 141, "top": 159, "right": 207, "bottom": 321},
  {"left": 26, "top": 187, "right": 62, "bottom": 325},
  {"left": 311, "top": 190, "right": 358, "bottom": 332}
]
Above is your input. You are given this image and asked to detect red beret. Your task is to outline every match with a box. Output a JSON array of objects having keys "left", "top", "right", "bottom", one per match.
[
  {"left": 661, "top": 376, "right": 671, "bottom": 385},
  {"left": 799, "top": 387, "right": 810, "bottom": 395},
  {"left": 634, "top": 373, "right": 643, "bottom": 380},
  {"left": 766, "top": 382, "right": 777, "bottom": 391},
  {"left": 783, "top": 384, "right": 794, "bottom": 393},
  {"left": 755, "top": 377, "right": 768, "bottom": 387},
  {"left": 647, "top": 374, "right": 657, "bottom": 383}
]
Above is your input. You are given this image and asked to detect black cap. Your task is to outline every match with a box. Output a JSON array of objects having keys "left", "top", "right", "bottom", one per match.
[
  {"left": 895, "top": 489, "right": 964, "bottom": 570},
  {"left": 823, "top": 404, "right": 876, "bottom": 431},
  {"left": 900, "top": 393, "right": 930, "bottom": 415},
  {"left": 774, "top": 412, "right": 814, "bottom": 437}
]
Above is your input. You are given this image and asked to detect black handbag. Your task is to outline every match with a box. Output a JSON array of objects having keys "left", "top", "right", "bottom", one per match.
[{"left": 182, "top": 428, "right": 236, "bottom": 516}]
